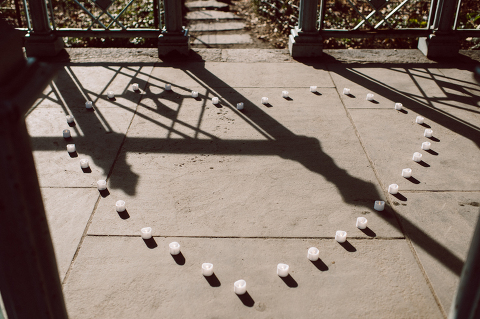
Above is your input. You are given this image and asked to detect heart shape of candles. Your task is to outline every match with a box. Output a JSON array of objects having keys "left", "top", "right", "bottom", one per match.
[
  {"left": 335, "top": 230, "right": 347, "bottom": 243},
  {"left": 202, "top": 263, "right": 214, "bottom": 276}
]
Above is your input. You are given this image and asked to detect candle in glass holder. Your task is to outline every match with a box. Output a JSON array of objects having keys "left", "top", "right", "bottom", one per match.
[
  {"left": 141, "top": 227, "right": 152, "bottom": 240},
  {"left": 132, "top": 83, "right": 139, "bottom": 91},
  {"left": 165, "top": 83, "right": 172, "bottom": 91},
  {"left": 388, "top": 184, "right": 399, "bottom": 194},
  {"left": 63, "top": 129, "right": 71, "bottom": 138},
  {"left": 394, "top": 103, "right": 403, "bottom": 110},
  {"left": 366, "top": 93, "right": 374, "bottom": 101},
  {"left": 424, "top": 129, "right": 433, "bottom": 137},
  {"left": 85, "top": 101, "right": 93, "bottom": 109},
  {"left": 356, "top": 217, "right": 368, "bottom": 229},
  {"left": 97, "top": 180, "right": 107, "bottom": 190},
  {"left": 335, "top": 230, "right": 347, "bottom": 243},
  {"left": 67, "top": 144, "right": 76, "bottom": 153},
  {"left": 413, "top": 152, "right": 422, "bottom": 162},
  {"left": 234, "top": 280, "right": 247, "bottom": 295},
  {"left": 202, "top": 263, "right": 214, "bottom": 276},
  {"left": 310, "top": 86, "right": 317, "bottom": 93},
  {"left": 307, "top": 247, "right": 319, "bottom": 261},
  {"left": 402, "top": 168, "right": 412, "bottom": 178},
  {"left": 374, "top": 200, "right": 385, "bottom": 211},
  {"left": 261, "top": 97, "right": 268, "bottom": 105},
  {"left": 212, "top": 97, "right": 219, "bottom": 105},
  {"left": 277, "top": 263, "right": 289, "bottom": 277},
  {"left": 107, "top": 91, "right": 114, "bottom": 99},
  {"left": 80, "top": 159, "right": 89, "bottom": 169},
  {"left": 115, "top": 200, "right": 126, "bottom": 212},
  {"left": 66, "top": 115, "right": 74, "bottom": 123},
  {"left": 416, "top": 116, "right": 424, "bottom": 124},
  {"left": 236, "top": 102, "right": 244, "bottom": 110},
  {"left": 343, "top": 88, "right": 350, "bottom": 95},
  {"left": 282, "top": 91, "right": 289, "bottom": 98},
  {"left": 169, "top": 242, "right": 181, "bottom": 255},
  {"left": 421, "top": 141, "right": 431, "bottom": 150},
  {"left": 191, "top": 91, "right": 198, "bottom": 98}
]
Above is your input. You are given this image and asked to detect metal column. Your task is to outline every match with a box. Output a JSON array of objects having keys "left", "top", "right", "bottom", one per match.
[
  {"left": 0, "top": 21, "right": 68, "bottom": 319},
  {"left": 288, "top": 0, "right": 323, "bottom": 58},
  {"left": 158, "top": 0, "right": 190, "bottom": 57},
  {"left": 448, "top": 215, "right": 480, "bottom": 318},
  {"left": 24, "top": 0, "right": 64, "bottom": 57},
  {"left": 418, "top": 0, "right": 460, "bottom": 58}
]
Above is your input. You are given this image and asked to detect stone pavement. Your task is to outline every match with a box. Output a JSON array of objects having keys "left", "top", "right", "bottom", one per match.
[{"left": 26, "top": 49, "right": 480, "bottom": 318}]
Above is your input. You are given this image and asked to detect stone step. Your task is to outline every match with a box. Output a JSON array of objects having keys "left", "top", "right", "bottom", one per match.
[
  {"left": 189, "top": 22, "right": 245, "bottom": 32},
  {"left": 192, "top": 34, "right": 253, "bottom": 45},
  {"left": 186, "top": 10, "right": 241, "bottom": 21},
  {"left": 185, "top": 0, "right": 229, "bottom": 11}
]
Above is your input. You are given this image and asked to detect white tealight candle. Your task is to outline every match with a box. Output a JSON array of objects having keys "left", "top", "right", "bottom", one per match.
[
  {"left": 66, "top": 115, "right": 74, "bottom": 123},
  {"left": 202, "top": 263, "right": 214, "bottom": 276},
  {"left": 356, "top": 217, "right": 368, "bottom": 229},
  {"left": 310, "top": 86, "right": 317, "bottom": 92},
  {"left": 107, "top": 91, "right": 114, "bottom": 99},
  {"left": 394, "top": 103, "right": 403, "bottom": 110},
  {"left": 374, "top": 200, "right": 385, "bottom": 211},
  {"left": 85, "top": 101, "right": 93, "bottom": 109},
  {"left": 63, "top": 129, "right": 71, "bottom": 138},
  {"left": 169, "top": 242, "right": 181, "bottom": 255},
  {"left": 236, "top": 102, "right": 244, "bottom": 110},
  {"left": 412, "top": 152, "right": 423, "bottom": 162},
  {"left": 366, "top": 93, "right": 374, "bottom": 101},
  {"left": 416, "top": 116, "right": 424, "bottom": 124},
  {"left": 66, "top": 144, "right": 76, "bottom": 153},
  {"left": 97, "top": 180, "right": 107, "bottom": 190},
  {"left": 421, "top": 141, "right": 431, "bottom": 150},
  {"left": 402, "top": 168, "right": 412, "bottom": 178},
  {"left": 115, "top": 200, "right": 126, "bottom": 212},
  {"left": 234, "top": 280, "right": 247, "bottom": 295},
  {"left": 80, "top": 159, "right": 89, "bottom": 169},
  {"left": 132, "top": 83, "right": 139, "bottom": 91},
  {"left": 282, "top": 91, "right": 289, "bottom": 98},
  {"left": 191, "top": 91, "right": 198, "bottom": 98},
  {"left": 212, "top": 97, "right": 219, "bottom": 105},
  {"left": 335, "top": 231, "right": 347, "bottom": 243},
  {"left": 261, "top": 97, "right": 268, "bottom": 105},
  {"left": 277, "top": 263, "right": 289, "bottom": 277},
  {"left": 141, "top": 227, "right": 152, "bottom": 240},
  {"left": 388, "top": 184, "right": 399, "bottom": 194},
  {"left": 343, "top": 88, "right": 350, "bottom": 95},
  {"left": 307, "top": 247, "right": 320, "bottom": 261},
  {"left": 165, "top": 83, "right": 171, "bottom": 91},
  {"left": 424, "top": 129, "right": 433, "bottom": 137}
]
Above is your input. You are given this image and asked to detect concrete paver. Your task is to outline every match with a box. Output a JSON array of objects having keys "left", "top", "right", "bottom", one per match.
[
  {"left": 189, "top": 22, "right": 246, "bottom": 32},
  {"left": 192, "top": 34, "right": 253, "bottom": 45},
  {"left": 185, "top": 0, "right": 229, "bottom": 10},
  {"left": 392, "top": 192, "right": 480, "bottom": 313},
  {"left": 186, "top": 11, "right": 241, "bottom": 21},
  {"left": 63, "top": 236, "right": 442, "bottom": 319},
  {"left": 25, "top": 49, "right": 480, "bottom": 318},
  {"left": 41, "top": 187, "right": 98, "bottom": 280}
]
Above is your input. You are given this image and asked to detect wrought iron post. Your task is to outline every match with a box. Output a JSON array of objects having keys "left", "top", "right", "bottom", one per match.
[
  {"left": 158, "top": 0, "right": 190, "bottom": 57},
  {"left": 0, "top": 21, "right": 68, "bottom": 319},
  {"left": 418, "top": 0, "right": 460, "bottom": 58},
  {"left": 288, "top": 0, "right": 323, "bottom": 57},
  {"left": 24, "top": 0, "right": 64, "bottom": 56},
  {"left": 448, "top": 214, "right": 480, "bottom": 319}
]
